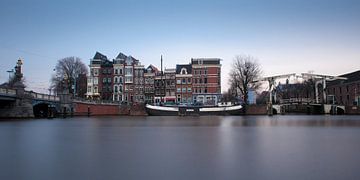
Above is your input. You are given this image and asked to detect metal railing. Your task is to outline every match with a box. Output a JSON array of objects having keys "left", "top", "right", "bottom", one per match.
[{"left": 0, "top": 88, "right": 16, "bottom": 96}]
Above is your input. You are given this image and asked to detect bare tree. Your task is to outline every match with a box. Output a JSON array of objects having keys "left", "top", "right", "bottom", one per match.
[
  {"left": 229, "top": 55, "right": 262, "bottom": 105},
  {"left": 51, "top": 57, "right": 88, "bottom": 95}
]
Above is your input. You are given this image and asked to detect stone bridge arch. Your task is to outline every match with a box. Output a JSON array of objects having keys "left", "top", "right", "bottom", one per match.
[{"left": 32, "top": 101, "right": 58, "bottom": 118}]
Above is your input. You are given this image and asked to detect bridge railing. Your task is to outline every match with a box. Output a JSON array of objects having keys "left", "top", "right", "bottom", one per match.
[
  {"left": 280, "top": 98, "right": 314, "bottom": 104},
  {"left": 0, "top": 88, "right": 16, "bottom": 96},
  {"left": 24, "top": 91, "right": 60, "bottom": 101}
]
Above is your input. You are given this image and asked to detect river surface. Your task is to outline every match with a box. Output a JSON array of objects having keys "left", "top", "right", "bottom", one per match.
[{"left": 1, "top": 115, "right": 360, "bottom": 180}]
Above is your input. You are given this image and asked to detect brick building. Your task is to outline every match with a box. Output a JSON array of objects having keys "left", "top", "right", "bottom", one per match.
[
  {"left": 191, "top": 58, "right": 221, "bottom": 105},
  {"left": 327, "top": 70, "right": 360, "bottom": 106},
  {"left": 112, "top": 53, "right": 126, "bottom": 102},
  {"left": 154, "top": 71, "right": 165, "bottom": 104},
  {"left": 164, "top": 68, "right": 176, "bottom": 103},
  {"left": 134, "top": 63, "right": 145, "bottom": 103},
  {"left": 144, "top": 65, "right": 158, "bottom": 103},
  {"left": 86, "top": 52, "right": 106, "bottom": 99}
]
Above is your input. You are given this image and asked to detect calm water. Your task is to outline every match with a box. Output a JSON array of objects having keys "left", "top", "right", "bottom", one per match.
[{"left": 1, "top": 115, "right": 360, "bottom": 180}]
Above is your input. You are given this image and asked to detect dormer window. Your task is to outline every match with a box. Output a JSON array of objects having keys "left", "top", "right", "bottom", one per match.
[{"left": 181, "top": 68, "right": 187, "bottom": 75}]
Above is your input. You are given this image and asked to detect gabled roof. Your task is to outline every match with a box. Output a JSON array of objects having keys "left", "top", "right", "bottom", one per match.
[
  {"left": 93, "top": 52, "right": 108, "bottom": 60},
  {"left": 146, "top": 64, "right": 159, "bottom": 73},
  {"left": 116, "top": 52, "right": 127, "bottom": 60}
]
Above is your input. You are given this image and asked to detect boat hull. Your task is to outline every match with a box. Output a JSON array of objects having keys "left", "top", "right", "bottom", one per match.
[{"left": 145, "top": 104, "right": 243, "bottom": 116}]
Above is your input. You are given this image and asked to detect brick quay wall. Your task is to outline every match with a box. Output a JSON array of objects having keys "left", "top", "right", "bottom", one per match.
[{"left": 73, "top": 101, "right": 147, "bottom": 116}]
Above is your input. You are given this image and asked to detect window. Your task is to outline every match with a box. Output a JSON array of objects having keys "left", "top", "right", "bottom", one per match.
[
  {"left": 119, "top": 69, "right": 123, "bottom": 75},
  {"left": 114, "top": 77, "right": 118, "bottom": 83},
  {"left": 177, "top": 79, "right": 181, "bottom": 84},
  {"left": 182, "top": 78, "right": 186, "bottom": 84},
  {"left": 182, "top": 88, "right": 186, "bottom": 92},
  {"left": 103, "top": 78, "right": 107, "bottom": 83},
  {"left": 188, "top": 78, "right": 191, "bottom": 84},
  {"left": 115, "top": 69, "right": 118, "bottom": 75},
  {"left": 108, "top": 78, "right": 112, "bottom": 83},
  {"left": 94, "top": 86, "right": 98, "bottom": 93},
  {"left": 93, "top": 69, "right": 99, "bottom": 76},
  {"left": 125, "top": 67, "right": 133, "bottom": 75},
  {"left": 94, "top": 77, "right": 98, "bottom": 84},
  {"left": 187, "top": 88, "right": 191, "bottom": 92},
  {"left": 119, "top": 77, "right": 123, "bottom": 83},
  {"left": 114, "top": 86, "right": 118, "bottom": 93},
  {"left": 181, "top": 68, "right": 187, "bottom": 75},
  {"left": 125, "top": 77, "right": 132, "bottom": 83},
  {"left": 87, "top": 86, "right": 91, "bottom": 93},
  {"left": 204, "top": 78, "right": 207, "bottom": 83},
  {"left": 177, "top": 88, "right": 181, "bottom": 92}
]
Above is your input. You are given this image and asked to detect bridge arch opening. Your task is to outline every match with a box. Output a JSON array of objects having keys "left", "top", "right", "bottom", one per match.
[
  {"left": 33, "top": 103, "right": 56, "bottom": 118},
  {"left": 336, "top": 107, "right": 345, "bottom": 115},
  {"left": 272, "top": 108, "right": 278, "bottom": 115}
]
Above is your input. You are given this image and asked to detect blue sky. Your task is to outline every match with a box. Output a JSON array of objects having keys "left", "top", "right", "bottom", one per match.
[{"left": 0, "top": 0, "right": 359, "bottom": 93}]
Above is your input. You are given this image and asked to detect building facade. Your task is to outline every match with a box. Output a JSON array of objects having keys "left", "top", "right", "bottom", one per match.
[
  {"left": 175, "top": 64, "right": 192, "bottom": 104},
  {"left": 164, "top": 68, "right": 176, "bottom": 103},
  {"left": 86, "top": 52, "right": 222, "bottom": 105},
  {"left": 154, "top": 71, "right": 165, "bottom": 104},
  {"left": 86, "top": 52, "right": 106, "bottom": 99},
  {"left": 191, "top": 58, "right": 221, "bottom": 105},
  {"left": 134, "top": 63, "right": 145, "bottom": 103},
  {"left": 327, "top": 70, "right": 360, "bottom": 106},
  {"left": 144, "top": 65, "right": 158, "bottom": 103}
]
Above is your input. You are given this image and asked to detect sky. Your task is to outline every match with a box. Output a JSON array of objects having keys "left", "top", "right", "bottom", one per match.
[{"left": 0, "top": 0, "right": 359, "bottom": 93}]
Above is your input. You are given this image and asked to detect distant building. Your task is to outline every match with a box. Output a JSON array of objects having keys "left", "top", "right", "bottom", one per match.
[
  {"left": 99, "top": 57, "right": 113, "bottom": 101},
  {"left": 327, "top": 70, "right": 360, "bottom": 106},
  {"left": 164, "top": 68, "right": 176, "bottom": 103},
  {"left": 112, "top": 53, "right": 126, "bottom": 102},
  {"left": 86, "top": 52, "right": 106, "bottom": 99},
  {"left": 175, "top": 64, "right": 192, "bottom": 104},
  {"left": 154, "top": 71, "right": 165, "bottom": 104},
  {"left": 191, "top": 58, "right": 221, "bottom": 105},
  {"left": 85, "top": 52, "right": 223, "bottom": 105},
  {"left": 134, "top": 63, "right": 145, "bottom": 103},
  {"left": 144, "top": 65, "right": 158, "bottom": 103}
]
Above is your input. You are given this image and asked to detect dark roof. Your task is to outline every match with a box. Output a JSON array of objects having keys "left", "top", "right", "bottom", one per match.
[
  {"left": 116, "top": 52, "right": 127, "bottom": 60},
  {"left": 176, "top": 64, "right": 192, "bottom": 74},
  {"left": 127, "top": 56, "right": 139, "bottom": 63},
  {"left": 146, "top": 64, "right": 159, "bottom": 72},
  {"left": 93, "top": 52, "right": 108, "bottom": 60},
  {"left": 327, "top": 70, "right": 360, "bottom": 86}
]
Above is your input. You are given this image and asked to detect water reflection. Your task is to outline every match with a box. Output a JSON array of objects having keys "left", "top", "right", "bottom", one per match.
[{"left": 0, "top": 115, "right": 360, "bottom": 180}]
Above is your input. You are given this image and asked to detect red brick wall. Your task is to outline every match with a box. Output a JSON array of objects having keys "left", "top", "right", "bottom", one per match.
[
  {"left": 74, "top": 102, "right": 120, "bottom": 115},
  {"left": 207, "top": 67, "right": 219, "bottom": 74},
  {"left": 245, "top": 105, "right": 268, "bottom": 115},
  {"left": 345, "top": 106, "right": 360, "bottom": 115}
]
